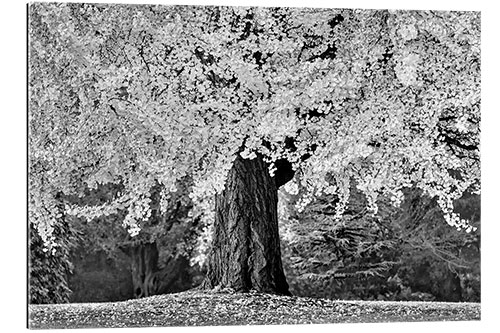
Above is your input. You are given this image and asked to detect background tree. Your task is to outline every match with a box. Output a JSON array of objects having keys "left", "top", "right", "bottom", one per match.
[
  {"left": 28, "top": 3, "right": 480, "bottom": 295},
  {"left": 65, "top": 179, "right": 203, "bottom": 299},
  {"left": 29, "top": 179, "right": 203, "bottom": 303},
  {"left": 29, "top": 199, "right": 78, "bottom": 304},
  {"left": 279, "top": 185, "right": 480, "bottom": 302}
]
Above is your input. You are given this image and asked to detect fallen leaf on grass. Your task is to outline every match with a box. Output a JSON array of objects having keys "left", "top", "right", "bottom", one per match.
[{"left": 28, "top": 290, "right": 480, "bottom": 329}]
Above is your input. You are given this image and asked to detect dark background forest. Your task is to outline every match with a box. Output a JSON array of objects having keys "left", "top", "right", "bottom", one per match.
[{"left": 29, "top": 185, "right": 480, "bottom": 304}]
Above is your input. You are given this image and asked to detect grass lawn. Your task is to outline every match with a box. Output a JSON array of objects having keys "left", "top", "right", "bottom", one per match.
[{"left": 28, "top": 289, "right": 480, "bottom": 329}]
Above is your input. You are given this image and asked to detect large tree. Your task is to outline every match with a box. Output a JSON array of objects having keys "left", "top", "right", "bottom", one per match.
[{"left": 28, "top": 3, "right": 480, "bottom": 295}]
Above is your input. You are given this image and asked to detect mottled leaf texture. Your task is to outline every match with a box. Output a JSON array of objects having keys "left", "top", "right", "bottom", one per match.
[{"left": 29, "top": 4, "right": 479, "bottom": 252}]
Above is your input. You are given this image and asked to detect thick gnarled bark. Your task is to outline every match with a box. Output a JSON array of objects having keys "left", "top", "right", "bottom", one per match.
[{"left": 201, "top": 154, "right": 290, "bottom": 295}]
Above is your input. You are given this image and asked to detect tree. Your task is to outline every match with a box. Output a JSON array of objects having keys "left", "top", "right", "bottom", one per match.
[
  {"left": 279, "top": 185, "right": 480, "bottom": 301},
  {"left": 65, "top": 179, "right": 202, "bottom": 299},
  {"left": 28, "top": 3, "right": 480, "bottom": 295},
  {"left": 29, "top": 205, "right": 78, "bottom": 304}
]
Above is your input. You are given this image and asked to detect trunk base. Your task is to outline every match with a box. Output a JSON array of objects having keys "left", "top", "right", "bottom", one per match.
[{"left": 201, "top": 154, "right": 290, "bottom": 295}]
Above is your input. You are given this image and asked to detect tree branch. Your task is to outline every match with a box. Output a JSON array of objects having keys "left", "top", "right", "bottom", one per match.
[{"left": 442, "top": 135, "right": 478, "bottom": 152}]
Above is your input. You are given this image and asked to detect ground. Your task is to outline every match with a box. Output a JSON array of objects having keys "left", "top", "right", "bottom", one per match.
[{"left": 28, "top": 289, "right": 480, "bottom": 329}]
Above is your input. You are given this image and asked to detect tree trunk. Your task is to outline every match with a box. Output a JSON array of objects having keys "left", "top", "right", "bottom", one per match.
[
  {"left": 129, "top": 242, "right": 160, "bottom": 298},
  {"left": 201, "top": 154, "right": 290, "bottom": 295},
  {"left": 128, "top": 242, "right": 194, "bottom": 298}
]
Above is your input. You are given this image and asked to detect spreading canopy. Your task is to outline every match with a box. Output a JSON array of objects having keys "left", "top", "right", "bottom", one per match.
[{"left": 28, "top": 3, "right": 480, "bottom": 247}]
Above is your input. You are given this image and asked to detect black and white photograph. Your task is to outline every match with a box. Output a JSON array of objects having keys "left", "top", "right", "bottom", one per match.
[{"left": 20, "top": 0, "right": 494, "bottom": 330}]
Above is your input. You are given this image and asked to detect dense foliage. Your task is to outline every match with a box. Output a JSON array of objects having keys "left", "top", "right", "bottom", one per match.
[
  {"left": 28, "top": 3, "right": 480, "bottom": 251},
  {"left": 280, "top": 186, "right": 480, "bottom": 302},
  {"left": 63, "top": 180, "right": 198, "bottom": 260},
  {"left": 28, "top": 209, "right": 79, "bottom": 304}
]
